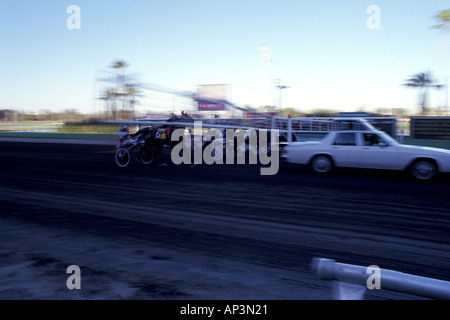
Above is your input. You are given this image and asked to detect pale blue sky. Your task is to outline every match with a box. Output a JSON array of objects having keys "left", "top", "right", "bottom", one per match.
[{"left": 1, "top": 1, "right": 450, "bottom": 114}]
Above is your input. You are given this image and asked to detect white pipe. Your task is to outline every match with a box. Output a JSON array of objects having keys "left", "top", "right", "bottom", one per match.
[{"left": 311, "top": 258, "right": 450, "bottom": 300}]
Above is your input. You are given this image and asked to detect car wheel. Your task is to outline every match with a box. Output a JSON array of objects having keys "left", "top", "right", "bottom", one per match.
[
  {"left": 411, "top": 160, "right": 437, "bottom": 180},
  {"left": 311, "top": 155, "right": 334, "bottom": 174}
]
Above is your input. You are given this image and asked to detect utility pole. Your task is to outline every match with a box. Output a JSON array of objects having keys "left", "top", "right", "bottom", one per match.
[
  {"left": 274, "top": 79, "right": 291, "bottom": 116},
  {"left": 444, "top": 75, "right": 450, "bottom": 115}
]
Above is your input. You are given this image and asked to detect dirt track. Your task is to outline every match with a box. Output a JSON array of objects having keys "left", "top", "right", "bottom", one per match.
[{"left": 0, "top": 141, "right": 449, "bottom": 300}]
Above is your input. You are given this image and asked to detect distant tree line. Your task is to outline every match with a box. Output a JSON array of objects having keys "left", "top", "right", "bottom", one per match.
[
  {"left": 0, "top": 108, "right": 137, "bottom": 122},
  {"left": 0, "top": 109, "right": 89, "bottom": 122}
]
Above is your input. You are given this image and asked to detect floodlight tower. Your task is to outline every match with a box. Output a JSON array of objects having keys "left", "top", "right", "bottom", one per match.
[
  {"left": 95, "top": 63, "right": 141, "bottom": 120},
  {"left": 260, "top": 45, "right": 273, "bottom": 108},
  {"left": 274, "top": 78, "right": 291, "bottom": 116}
]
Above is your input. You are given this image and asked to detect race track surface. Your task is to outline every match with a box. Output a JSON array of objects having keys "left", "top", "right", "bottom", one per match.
[{"left": 0, "top": 141, "right": 449, "bottom": 300}]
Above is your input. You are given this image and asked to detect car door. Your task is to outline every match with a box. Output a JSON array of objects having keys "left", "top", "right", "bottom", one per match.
[
  {"left": 358, "top": 132, "right": 399, "bottom": 169},
  {"left": 330, "top": 132, "right": 359, "bottom": 167}
]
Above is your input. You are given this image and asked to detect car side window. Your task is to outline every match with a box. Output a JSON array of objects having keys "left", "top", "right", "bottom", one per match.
[
  {"left": 334, "top": 133, "right": 357, "bottom": 146},
  {"left": 363, "top": 133, "right": 388, "bottom": 146}
]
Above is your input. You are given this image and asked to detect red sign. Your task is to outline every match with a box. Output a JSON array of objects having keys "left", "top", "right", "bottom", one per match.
[
  {"left": 198, "top": 102, "right": 225, "bottom": 111},
  {"left": 197, "top": 84, "right": 228, "bottom": 111}
]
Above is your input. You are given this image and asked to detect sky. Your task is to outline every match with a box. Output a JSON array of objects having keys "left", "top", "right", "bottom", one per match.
[{"left": 1, "top": 0, "right": 450, "bottom": 115}]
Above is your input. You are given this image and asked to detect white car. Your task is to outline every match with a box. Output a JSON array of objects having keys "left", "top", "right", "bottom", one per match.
[{"left": 281, "top": 125, "right": 450, "bottom": 180}]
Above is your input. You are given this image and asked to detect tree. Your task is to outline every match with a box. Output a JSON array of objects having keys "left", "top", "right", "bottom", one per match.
[
  {"left": 100, "top": 87, "right": 119, "bottom": 120},
  {"left": 391, "top": 108, "right": 409, "bottom": 118},
  {"left": 280, "top": 107, "right": 303, "bottom": 118},
  {"left": 306, "top": 108, "right": 338, "bottom": 117},
  {"left": 98, "top": 60, "right": 142, "bottom": 120},
  {"left": 403, "top": 72, "right": 443, "bottom": 115},
  {"left": 435, "top": 10, "right": 450, "bottom": 30}
]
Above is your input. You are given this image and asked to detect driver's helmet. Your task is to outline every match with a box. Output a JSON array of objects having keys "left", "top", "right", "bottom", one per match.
[{"left": 120, "top": 124, "right": 129, "bottom": 132}]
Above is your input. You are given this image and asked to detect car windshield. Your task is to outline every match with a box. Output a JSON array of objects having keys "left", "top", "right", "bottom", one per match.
[{"left": 377, "top": 131, "right": 399, "bottom": 146}]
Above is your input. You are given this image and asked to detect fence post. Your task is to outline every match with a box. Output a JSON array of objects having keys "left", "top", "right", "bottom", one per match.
[{"left": 287, "top": 118, "right": 292, "bottom": 143}]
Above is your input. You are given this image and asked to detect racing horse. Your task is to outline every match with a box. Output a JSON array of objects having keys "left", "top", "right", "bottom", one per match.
[{"left": 115, "top": 112, "right": 194, "bottom": 167}]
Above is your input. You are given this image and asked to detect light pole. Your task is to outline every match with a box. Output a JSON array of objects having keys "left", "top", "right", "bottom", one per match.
[
  {"left": 274, "top": 79, "right": 291, "bottom": 116},
  {"left": 446, "top": 76, "right": 449, "bottom": 115}
]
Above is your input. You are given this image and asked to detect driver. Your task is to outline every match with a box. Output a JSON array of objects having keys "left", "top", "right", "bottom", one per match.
[{"left": 118, "top": 124, "right": 137, "bottom": 146}]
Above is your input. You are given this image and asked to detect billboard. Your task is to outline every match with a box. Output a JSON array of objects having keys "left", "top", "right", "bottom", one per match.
[{"left": 197, "top": 84, "right": 229, "bottom": 111}]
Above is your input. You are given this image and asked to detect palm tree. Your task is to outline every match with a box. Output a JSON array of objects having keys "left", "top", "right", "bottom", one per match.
[
  {"left": 124, "top": 83, "right": 142, "bottom": 119},
  {"left": 111, "top": 60, "right": 135, "bottom": 119},
  {"left": 98, "top": 60, "right": 143, "bottom": 119},
  {"left": 403, "top": 72, "right": 443, "bottom": 115},
  {"left": 435, "top": 10, "right": 450, "bottom": 30},
  {"left": 112, "top": 60, "right": 127, "bottom": 68},
  {"left": 100, "top": 87, "right": 119, "bottom": 120}
]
